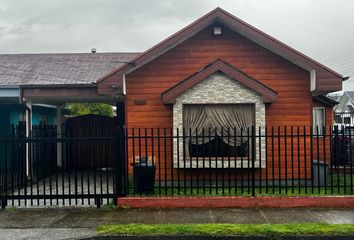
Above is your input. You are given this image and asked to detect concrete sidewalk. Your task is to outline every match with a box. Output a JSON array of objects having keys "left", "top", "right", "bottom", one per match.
[{"left": 1, "top": 207, "right": 354, "bottom": 239}]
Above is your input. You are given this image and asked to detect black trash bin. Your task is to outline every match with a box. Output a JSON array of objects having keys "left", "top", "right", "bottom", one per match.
[
  {"left": 312, "top": 160, "right": 329, "bottom": 186},
  {"left": 133, "top": 157, "right": 156, "bottom": 195}
]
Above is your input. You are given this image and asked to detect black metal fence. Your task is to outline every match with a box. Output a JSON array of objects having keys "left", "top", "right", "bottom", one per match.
[
  {"left": 118, "top": 126, "right": 354, "bottom": 197},
  {"left": 6, "top": 124, "right": 58, "bottom": 184},
  {"left": 1, "top": 125, "right": 354, "bottom": 208}
]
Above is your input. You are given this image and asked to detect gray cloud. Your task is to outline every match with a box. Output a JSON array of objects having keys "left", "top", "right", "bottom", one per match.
[{"left": 0, "top": 0, "right": 354, "bottom": 89}]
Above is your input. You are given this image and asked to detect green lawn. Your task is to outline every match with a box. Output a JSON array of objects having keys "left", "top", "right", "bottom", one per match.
[
  {"left": 127, "top": 174, "right": 354, "bottom": 197},
  {"left": 97, "top": 223, "right": 354, "bottom": 236}
]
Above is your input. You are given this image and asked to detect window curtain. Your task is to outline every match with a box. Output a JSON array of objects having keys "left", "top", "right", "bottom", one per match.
[
  {"left": 183, "top": 105, "right": 215, "bottom": 143},
  {"left": 183, "top": 104, "right": 254, "bottom": 156},
  {"left": 206, "top": 104, "right": 253, "bottom": 145},
  {"left": 313, "top": 108, "right": 325, "bottom": 135}
]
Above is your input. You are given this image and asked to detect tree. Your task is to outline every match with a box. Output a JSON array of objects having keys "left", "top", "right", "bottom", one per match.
[{"left": 65, "top": 103, "right": 113, "bottom": 117}]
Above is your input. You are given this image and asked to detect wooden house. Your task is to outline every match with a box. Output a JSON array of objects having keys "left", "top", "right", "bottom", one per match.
[{"left": 98, "top": 8, "right": 343, "bottom": 182}]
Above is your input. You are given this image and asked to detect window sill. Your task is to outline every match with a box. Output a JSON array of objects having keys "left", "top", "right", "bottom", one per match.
[
  {"left": 313, "top": 135, "right": 326, "bottom": 138},
  {"left": 174, "top": 157, "right": 263, "bottom": 169}
]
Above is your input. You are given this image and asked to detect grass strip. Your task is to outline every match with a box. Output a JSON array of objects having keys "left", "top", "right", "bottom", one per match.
[
  {"left": 97, "top": 223, "right": 354, "bottom": 236},
  {"left": 125, "top": 174, "right": 354, "bottom": 197}
]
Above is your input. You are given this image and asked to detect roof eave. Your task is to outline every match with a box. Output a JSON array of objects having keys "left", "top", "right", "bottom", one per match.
[
  {"left": 313, "top": 95, "right": 339, "bottom": 107},
  {"left": 20, "top": 83, "right": 97, "bottom": 89},
  {"left": 98, "top": 7, "right": 343, "bottom": 90}
]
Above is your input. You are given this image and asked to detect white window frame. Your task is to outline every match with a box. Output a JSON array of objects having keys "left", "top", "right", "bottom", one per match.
[{"left": 313, "top": 107, "right": 325, "bottom": 136}]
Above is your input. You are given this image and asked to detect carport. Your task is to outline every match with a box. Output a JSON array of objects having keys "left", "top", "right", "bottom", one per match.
[
  {"left": 0, "top": 52, "right": 140, "bottom": 206},
  {"left": 21, "top": 84, "right": 123, "bottom": 170},
  {"left": 0, "top": 52, "right": 139, "bottom": 176}
]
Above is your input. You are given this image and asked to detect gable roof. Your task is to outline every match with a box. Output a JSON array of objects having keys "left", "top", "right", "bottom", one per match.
[
  {"left": 334, "top": 91, "right": 354, "bottom": 112},
  {"left": 313, "top": 95, "right": 339, "bottom": 107},
  {"left": 162, "top": 59, "right": 277, "bottom": 104},
  {"left": 345, "top": 91, "right": 354, "bottom": 103},
  {"left": 346, "top": 105, "right": 354, "bottom": 113},
  {"left": 0, "top": 52, "right": 139, "bottom": 87},
  {"left": 98, "top": 7, "right": 342, "bottom": 95}
]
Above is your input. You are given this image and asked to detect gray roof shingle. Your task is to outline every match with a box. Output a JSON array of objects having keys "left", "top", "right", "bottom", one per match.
[
  {"left": 0, "top": 52, "right": 140, "bottom": 86},
  {"left": 346, "top": 91, "right": 354, "bottom": 103},
  {"left": 346, "top": 105, "right": 354, "bottom": 113}
]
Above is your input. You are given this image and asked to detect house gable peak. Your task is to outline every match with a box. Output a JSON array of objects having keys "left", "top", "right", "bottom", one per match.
[
  {"left": 162, "top": 59, "right": 278, "bottom": 104},
  {"left": 97, "top": 7, "right": 342, "bottom": 95}
]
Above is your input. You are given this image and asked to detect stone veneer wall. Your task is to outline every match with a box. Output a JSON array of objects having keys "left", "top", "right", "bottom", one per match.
[{"left": 173, "top": 72, "right": 265, "bottom": 168}]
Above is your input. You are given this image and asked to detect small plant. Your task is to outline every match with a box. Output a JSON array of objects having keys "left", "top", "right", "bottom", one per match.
[
  {"left": 6, "top": 206, "right": 17, "bottom": 212},
  {"left": 102, "top": 200, "right": 119, "bottom": 210}
]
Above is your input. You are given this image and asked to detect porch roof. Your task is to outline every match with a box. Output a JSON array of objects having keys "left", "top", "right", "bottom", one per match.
[
  {"left": 0, "top": 52, "right": 139, "bottom": 86},
  {"left": 313, "top": 95, "right": 339, "bottom": 107},
  {"left": 161, "top": 59, "right": 278, "bottom": 104},
  {"left": 0, "top": 52, "right": 139, "bottom": 104},
  {"left": 21, "top": 84, "right": 124, "bottom": 105}
]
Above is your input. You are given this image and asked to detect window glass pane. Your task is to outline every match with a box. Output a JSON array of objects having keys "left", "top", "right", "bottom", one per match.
[
  {"left": 313, "top": 108, "right": 325, "bottom": 135},
  {"left": 344, "top": 117, "right": 351, "bottom": 124},
  {"left": 334, "top": 115, "right": 342, "bottom": 124}
]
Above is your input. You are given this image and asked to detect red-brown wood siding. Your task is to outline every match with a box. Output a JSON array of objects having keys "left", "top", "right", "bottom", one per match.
[
  {"left": 126, "top": 26, "right": 311, "bottom": 128},
  {"left": 125, "top": 25, "right": 314, "bottom": 180}
]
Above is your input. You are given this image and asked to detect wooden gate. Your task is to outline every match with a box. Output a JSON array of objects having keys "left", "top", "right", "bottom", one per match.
[{"left": 65, "top": 114, "right": 116, "bottom": 169}]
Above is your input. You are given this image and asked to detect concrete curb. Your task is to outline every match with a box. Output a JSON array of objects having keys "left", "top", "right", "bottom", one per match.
[{"left": 86, "top": 235, "right": 354, "bottom": 240}]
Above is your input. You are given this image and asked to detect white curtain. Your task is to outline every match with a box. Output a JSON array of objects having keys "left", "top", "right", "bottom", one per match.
[
  {"left": 183, "top": 105, "right": 216, "bottom": 145},
  {"left": 313, "top": 108, "right": 325, "bottom": 135},
  {"left": 183, "top": 104, "right": 254, "bottom": 156},
  {"left": 205, "top": 104, "right": 253, "bottom": 145}
]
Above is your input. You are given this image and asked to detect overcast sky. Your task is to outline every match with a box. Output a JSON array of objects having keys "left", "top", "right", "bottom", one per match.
[{"left": 1, "top": 0, "right": 354, "bottom": 90}]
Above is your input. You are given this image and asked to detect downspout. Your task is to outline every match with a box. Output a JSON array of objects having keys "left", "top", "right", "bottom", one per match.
[
  {"left": 56, "top": 105, "right": 63, "bottom": 168},
  {"left": 19, "top": 87, "right": 32, "bottom": 178}
]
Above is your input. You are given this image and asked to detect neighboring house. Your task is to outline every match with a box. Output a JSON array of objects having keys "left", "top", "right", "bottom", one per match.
[
  {"left": 0, "top": 86, "right": 56, "bottom": 137},
  {"left": 334, "top": 91, "right": 354, "bottom": 125}
]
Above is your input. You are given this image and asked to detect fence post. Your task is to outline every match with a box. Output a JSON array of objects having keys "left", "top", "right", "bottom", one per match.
[
  {"left": 1, "top": 197, "right": 6, "bottom": 209},
  {"left": 114, "top": 126, "right": 126, "bottom": 204},
  {"left": 1, "top": 141, "right": 4, "bottom": 208},
  {"left": 251, "top": 126, "right": 256, "bottom": 197},
  {"left": 333, "top": 125, "right": 338, "bottom": 166}
]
